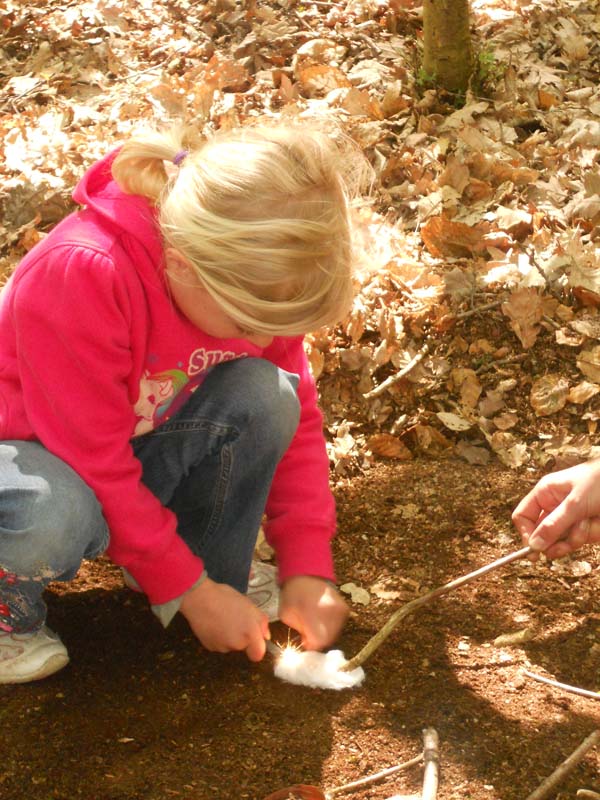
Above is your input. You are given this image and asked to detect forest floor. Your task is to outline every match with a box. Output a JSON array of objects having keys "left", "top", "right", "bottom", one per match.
[
  {"left": 1, "top": 460, "right": 599, "bottom": 800},
  {"left": 1, "top": 0, "right": 600, "bottom": 797}
]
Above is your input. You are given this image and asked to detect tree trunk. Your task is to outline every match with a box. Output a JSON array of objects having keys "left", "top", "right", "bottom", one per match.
[{"left": 422, "top": 0, "right": 473, "bottom": 93}]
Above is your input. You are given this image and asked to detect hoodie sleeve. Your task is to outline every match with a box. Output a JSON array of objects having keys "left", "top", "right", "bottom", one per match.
[
  {"left": 262, "top": 337, "right": 337, "bottom": 584},
  {"left": 10, "top": 244, "right": 204, "bottom": 604}
]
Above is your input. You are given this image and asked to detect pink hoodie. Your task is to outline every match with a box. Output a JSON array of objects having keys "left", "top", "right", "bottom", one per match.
[{"left": 0, "top": 152, "right": 336, "bottom": 604}]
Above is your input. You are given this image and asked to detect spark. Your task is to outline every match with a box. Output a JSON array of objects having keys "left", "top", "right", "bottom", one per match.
[{"left": 277, "top": 643, "right": 303, "bottom": 669}]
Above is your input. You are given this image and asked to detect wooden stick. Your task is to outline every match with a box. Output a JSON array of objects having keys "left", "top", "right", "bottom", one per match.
[
  {"left": 326, "top": 753, "right": 423, "bottom": 797},
  {"left": 577, "top": 791, "right": 600, "bottom": 800},
  {"left": 421, "top": 728, "right": 440, "bottom": 800},
  {"left": 452, "top": 299, "right": 503, "bottom": 321},
  {"left": 382, "top": 728, "right": 439, "bottom": 800},
  {"left": 525, "top": 730, "right": 600, "bottom": 800},
  {"left": 363, "top": 342, "right": 430, "bottom": 399},
  {"left": 523, "top": 670, "right": 600, "bottom": 701},
  {"left": 342, "top": 546, "right": 532, "bottom": 672}
]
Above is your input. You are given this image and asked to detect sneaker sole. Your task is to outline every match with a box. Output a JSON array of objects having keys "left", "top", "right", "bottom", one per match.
[{"left": 0, "top": 652, "right": 70, "bottom": 684}]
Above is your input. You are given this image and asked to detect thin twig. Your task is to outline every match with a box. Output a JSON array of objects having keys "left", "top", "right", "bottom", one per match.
[
  {"left": 421, "top": 728, "right": 440, "bottom": 800},
  {"left": 577, "top": 790, "right": 600, "bottom": 799},
  {"left": 367, "top": 299, "right": 505, "bottom": 395},
  {"left": 523, "top": 670, "right": 600, "bottom": 701},
  {"left": 354, "top": 32, "right": 382, "bottom": 57},
  {"left": 542, "top": 314, "right": 561, "bottom": 330},
  {"left": 525, "top": 730, "right": 600, "bottom": 800},
  {"left": 382, "top": 729, "right": 440, "bottom": 800},
  {"left": 364, "top": 342, "right": 430, "bottom": 399},
  {"left": 451, "top": 299, "right": 503, "bottom": 321},
  {"left": 326, "top": 753, "right": 423, "bottom": 798},
  {"left": 342, "top": 546, "right": 531, "bottom": 672},
  {"left": 109, "top": 44, "right": 189, "bottom": 83},
  {"left": 475, "top": 352, "right": 528, "bottom": 375}
]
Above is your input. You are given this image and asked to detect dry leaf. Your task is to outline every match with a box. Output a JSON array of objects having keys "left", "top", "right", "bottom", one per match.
[
  {"left": 570, "top": 560, "right": 592, "bottom": 577},
  {"left": 380, "top": 81, "right": 410, "bottom": 117},
  {"left": 493, "top": 411, "right": 518, "bottom": 431},
  {"left": 493, "top": 206, "right": 533, "bottom": 239},
  {"left": 455, "top": 440, "right": 491, "bottom": 465},
  {"left": 370, "top": 583, "right": 402, "bottom": 601},
  {"left": 502, "top": 288, "right": 544, "bottom": 349},
  {"left": 339, "top": 88, "right": 383, "bottom": 119},
  {"left": 297, "top": 64, "right": 351, "bottom": 97},
  {"left": 530, "top": 374, "right": 570, "bottom": 416},
  {"left": 443, "top": 268, "right": 475, "bottom": 301},
  {"left": 411, "top": 424, "right": 452, "bottom": 453},
  {"left": 421, "top": 214, "right": 486, "bottom": 258},
  {"left": 573, "top": 287, "right": 600, "bottom": 308},
  {"left": 487, "top": 432, "right": 528, "bottom": 468},
  {"left": 451, "top": 368, "right": 482, "bottom": 409},
  {"left": 292, "top": 38, "right": 347, "bottom": 77},
  {"left": 254, "top": 528, "right": 275, "bottom": 561},
  {"left": 391, "top": 503, "right": 421, "bottom": 519},
  {"left": 438, "top": 157, "right": 470, "bottom": 194},
  {"left": 556, "top": 327, "right": 585, "bottom": 347},
  {"left": 568, "top": 381, "right": 600, "bottom": 404},
  {"left": 479, "top": 390, "right": 505, "bottom": 418},
  {"left": 204, "top": 54, "right": 251, "bottom": 92},
  {"left": 366, "top": 433, "right": 412, "bottom": 459},
  {"left": 469, "top": 338, "right": 495, "bottom": 355},
  {"left": 537, "top": 89, "right": 560, "bottom": 109},
  {"left": 306, "top": 345, "right": 324, "bottom": 380},
  {"left": 562, "top": 119, "right": 600, "bottom": 148},
  {"left": 436, "top": 411, "right": 472, "bottom": 431},
  {"left": 577, "top": 346, "right": 600, "bottom": 382},
  {"left": 569, "top": 316, "right": 600, "bottom": 340},
  {"left": 340, "top": 582, "right": 370, "bottom": 605}
]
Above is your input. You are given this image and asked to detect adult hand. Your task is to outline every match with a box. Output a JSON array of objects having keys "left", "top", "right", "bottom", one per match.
[
  {"left": 512, "top": 459, "right": 600, "bottom": 560},
  {"left": 180, "top": 577, "right": 269, "bottom": 661},
  {"left": 279, "top": 576, "right": 349, "bottom": 651}
]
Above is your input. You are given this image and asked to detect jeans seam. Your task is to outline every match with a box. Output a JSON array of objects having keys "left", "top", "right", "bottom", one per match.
[
  {"left": 147, "top": 420, "right": 239, "bottom": 438},
  {"left": 199, "top": 442, "right": 232, "bottom": 544}
]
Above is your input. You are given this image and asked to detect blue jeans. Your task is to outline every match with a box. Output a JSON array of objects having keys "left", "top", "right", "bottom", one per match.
[{"left": 0, "top": 358, "right": 300, "bottom": 633}]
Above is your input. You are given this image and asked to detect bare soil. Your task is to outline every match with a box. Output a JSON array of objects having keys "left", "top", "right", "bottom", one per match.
[{"left": 2, "top": 459, "right": 599, "bottom": 800}]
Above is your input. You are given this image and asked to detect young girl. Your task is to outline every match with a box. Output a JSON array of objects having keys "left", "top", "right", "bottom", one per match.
[{"left": 0, "top": 121, "right": 367, "bottom": 683}]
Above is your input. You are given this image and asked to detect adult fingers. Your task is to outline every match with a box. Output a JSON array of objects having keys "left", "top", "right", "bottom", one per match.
[
  {"left": 526, "top": 498, "right": 585, "bottom": 551},
  {"left": 512, "top": 491, "right": 545, "bottom": 537},
  {"left": 542, "top": 538, "right": 574, "bottom": 561},
  {"left": 532, "top": 517, "right": 600, "bottom": 560},
  {"left": 573, "top": 516, "right": 600, "bottom": 546}
]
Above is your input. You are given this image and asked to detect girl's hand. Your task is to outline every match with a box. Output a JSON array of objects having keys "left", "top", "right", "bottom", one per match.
[
  {"left": 179, "top": 577, "right": 269, "bottom": 661},
  {"left": 512, "top": 459, "right": 600, "bottom": 560},
  {"left": 279, "top": 576, "right": 349, "bottom": 651}
]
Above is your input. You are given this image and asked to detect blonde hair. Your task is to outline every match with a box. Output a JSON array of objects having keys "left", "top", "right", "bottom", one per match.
[{"left": 111, "top": 121, "right": 370, "bottom": 335}]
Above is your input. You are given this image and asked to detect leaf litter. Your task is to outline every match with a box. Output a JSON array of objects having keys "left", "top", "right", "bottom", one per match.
[{"left": 1, "top": 0, "right": 600, "bottom": 481}]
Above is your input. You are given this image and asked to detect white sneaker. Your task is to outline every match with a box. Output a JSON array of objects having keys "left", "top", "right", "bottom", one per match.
[
  {"left": 0, "top": 625, "right": 69, "bottom": 684},
  {"left": 247, "top": 561, "right": 279, "bottom": 622}
]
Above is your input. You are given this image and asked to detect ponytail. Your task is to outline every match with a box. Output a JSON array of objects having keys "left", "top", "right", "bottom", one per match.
[{"left": 111, "top": 125, "right": 198, "bottom": 203}]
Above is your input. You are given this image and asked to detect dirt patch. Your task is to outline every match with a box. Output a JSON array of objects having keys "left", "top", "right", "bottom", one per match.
[{"left": 2, "top": 459, "right": 599, "bottom": 800}]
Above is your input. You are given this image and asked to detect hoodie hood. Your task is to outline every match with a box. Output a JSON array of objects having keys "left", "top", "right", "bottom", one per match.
[{"left": 72, "top": 148, "right": 162, "bottom": 253}]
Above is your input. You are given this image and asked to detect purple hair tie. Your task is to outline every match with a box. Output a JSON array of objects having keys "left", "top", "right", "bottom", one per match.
[{"left": 172, "top": 149, "right": 189, "bottom": 166}]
